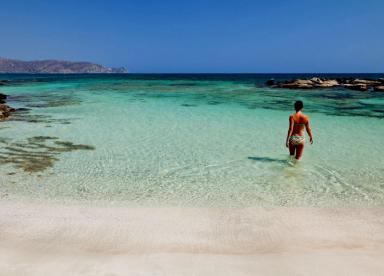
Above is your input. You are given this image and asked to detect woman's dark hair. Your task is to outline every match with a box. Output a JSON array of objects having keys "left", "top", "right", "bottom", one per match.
[{"left": 294, "top": 100, "right": 303, "bottom": 111}]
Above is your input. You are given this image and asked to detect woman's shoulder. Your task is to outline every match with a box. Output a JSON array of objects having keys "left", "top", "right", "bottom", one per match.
[{"left": 301, "top": 114, "right": 310, "bottom": 122}]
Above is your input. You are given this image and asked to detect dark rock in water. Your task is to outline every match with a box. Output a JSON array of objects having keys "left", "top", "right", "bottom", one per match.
[
  {"left": 335, "top": 77, "right": 356, "bottom": 85},
  {"left": 0, "top": 135, "right": 95, "bottom": 173},
  {"left": 0, "top": 80, "right": 10, "bottom": 85},
  {"left": 15, "top": 107, "right": 31, "bottom": 112},
  {"left": 0, "top": 92, "right": 15, "bottom": 118},
  {"left": 342, "top": 84, "right": 369, "bottom": 91},
  {"left": 0, "top": 103, "right": 16, "bottom": 119},
  {"left": 265, "top": 79, "right": 276, "bottom": 86},
  {"left": 374, "top": 85, "right": 384, "bottom": 92}
]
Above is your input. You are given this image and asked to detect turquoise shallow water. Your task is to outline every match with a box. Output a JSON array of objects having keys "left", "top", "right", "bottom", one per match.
[{"left": 0, "top": 74, "right": 383, "bottom": 207}]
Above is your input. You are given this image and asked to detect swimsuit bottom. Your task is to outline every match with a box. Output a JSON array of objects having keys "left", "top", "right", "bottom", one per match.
[{"left": 289, "top": 135, "right": 305, "bottom": 146}]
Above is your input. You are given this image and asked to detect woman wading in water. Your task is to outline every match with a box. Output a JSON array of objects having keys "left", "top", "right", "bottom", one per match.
[{"left": 286, "top": 100, "right": 313, "bottom": 160}]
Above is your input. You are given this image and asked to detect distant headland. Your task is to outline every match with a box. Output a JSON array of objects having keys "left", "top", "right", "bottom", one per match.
[{"left": 0, "top": 57, "right": 128, "bottom": 74}]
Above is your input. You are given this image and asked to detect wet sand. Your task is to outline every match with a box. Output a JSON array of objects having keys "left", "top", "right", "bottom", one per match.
[{"left": 1, "top": 200, "right": 383, "bottom": 275}]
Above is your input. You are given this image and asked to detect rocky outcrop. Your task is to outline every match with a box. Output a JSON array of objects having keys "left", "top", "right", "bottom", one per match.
[
  {"left": 0, "top": 104, "right": 15, "bottom": 119},
  {"left": 265, "top": 79, "right": 276, "bottom": 86},
  {"left": 0, "top": 93, "right": 7, "bottom": 104},
  {"left": 277, "top": 78, "right": 339, "bottom": 89},
  {"left": 374, "top": 86, "right": 384, "bottom": 92},
  {"left": 0, "top": 57, "right": 128, "bottom": 74},
  {"left": 0, "top": 80, "right": 10, "bottom": 85},
  {"left": 0, "top": 93, "right": 15, "bottom": 119},
  {"left": 342, "top": 83, "right": 369, "bottom": 91},
  {"left": 266, "top": 77, "right": 384, "bottom": 91}
]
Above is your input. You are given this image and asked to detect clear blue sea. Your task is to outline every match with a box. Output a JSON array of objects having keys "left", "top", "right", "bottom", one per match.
[{"left": 0, "top": 73, "right": 383, "bottom": 207}]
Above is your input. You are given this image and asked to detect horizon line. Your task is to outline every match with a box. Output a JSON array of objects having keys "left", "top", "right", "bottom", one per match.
[{"left": 0, "top": 72, "right": 383, "bottom": 75}]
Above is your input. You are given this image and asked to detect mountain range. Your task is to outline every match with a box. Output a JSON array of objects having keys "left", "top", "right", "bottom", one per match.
[{"left": 0, "top": 57, "right": 127, "bottom": 74}]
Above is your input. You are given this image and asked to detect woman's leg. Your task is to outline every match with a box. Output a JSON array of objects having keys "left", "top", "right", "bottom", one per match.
[
  {"left": 289, "top": 143, "right": 296, "bottom": 156},
  {"left": 295, "top": 143, "right": 305, "bottom": 160}
]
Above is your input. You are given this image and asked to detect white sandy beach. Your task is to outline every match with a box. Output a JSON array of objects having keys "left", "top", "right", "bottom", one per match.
[{"left": 0, "top": 200, "right": 383, "bottom": 276}]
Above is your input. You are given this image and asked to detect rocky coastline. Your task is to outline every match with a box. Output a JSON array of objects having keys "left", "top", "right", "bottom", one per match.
[
  {"left": 266, "top": 77, "right": 384, "bottom": 91},
  {"left": 0, "top": 80, "right": 16, "bottom": 119}
]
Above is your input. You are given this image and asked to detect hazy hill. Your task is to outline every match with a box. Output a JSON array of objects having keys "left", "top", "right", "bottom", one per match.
[{"left": 0, "top": 57, "right": 127, "bottom": 74}]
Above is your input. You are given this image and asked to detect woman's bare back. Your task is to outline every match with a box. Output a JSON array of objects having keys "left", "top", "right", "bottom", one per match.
[{"left": 290, "top": 112, "right": 309, "bottom": 136}]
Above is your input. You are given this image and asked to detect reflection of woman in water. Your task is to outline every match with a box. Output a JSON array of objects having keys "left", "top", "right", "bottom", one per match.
[{"left": 286, "top": 101, "right": 313, "bottom": 160}]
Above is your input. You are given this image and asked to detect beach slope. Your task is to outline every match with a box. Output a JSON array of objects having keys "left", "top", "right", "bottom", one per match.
[{"left": 1, "top": 201, "right": 383, "bottom": 275}]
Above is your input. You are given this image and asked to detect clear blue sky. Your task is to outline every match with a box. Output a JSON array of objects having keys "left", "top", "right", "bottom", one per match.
[{"left": 1, "top": 0, "right": 383, "bottom": 73}]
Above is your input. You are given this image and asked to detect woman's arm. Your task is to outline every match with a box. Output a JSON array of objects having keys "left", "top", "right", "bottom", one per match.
[
  {"left": 305, "top": 119, "right": 313, "bottom": 144},
  {"left": 286, "top": 116, "right": 294, "bottom": 147}
]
